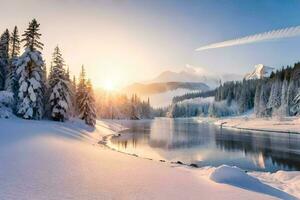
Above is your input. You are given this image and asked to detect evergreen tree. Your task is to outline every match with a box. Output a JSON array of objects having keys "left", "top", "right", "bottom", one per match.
[
  {"left": 16, "top": 19, "right": 45, "bottom": 119},
  {"left": 21, "top": 19, "right": 43, "bottom": 51},
  {"left": 70, "top": 75, "right": 77, "bottom": 117},
  {"left": 258, "top": 84, "right": 270, "bottom": 117},
  {"left": 48, "top": 46, "right": 72, "bottom": 121},
  {"left": 292, "top": 91, "right": 300, "bottom": 115},
  {"left": 10, "top": 26, "right": 20, "bottom": 58},
  {"left": 267, "top": 78, "right": 282, "bottom": 116},
  {"left": 80, "top": 79, "right": 96, "bottom": 126},
  {"left": 76, "top": 65, "right": 86, "bottom": 118},
  {"left": 0, "top": 29, "right": 10, "bottom": 90},
  {"left": 287, "top": 79, "right": 297, "bottom": 115},
  {"left": 76, "top": 68, "right": 96, "bottom": 126},
  {"left": 254, "top": 83, "right": 261, "bottom": 116},
  {"left": 7, "top": 26, "right": 20, "bottom": 96},
  {"left": 279, "top": 78, "right": 289, "bottom": 116}
]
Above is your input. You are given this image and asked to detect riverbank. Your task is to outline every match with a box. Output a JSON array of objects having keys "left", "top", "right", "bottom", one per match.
[
  {"left": 0, "top": 118, "right": 299, "bottom": 200},
  {"left": 197, "top": 115, "right": 300, "bottom": 134}
]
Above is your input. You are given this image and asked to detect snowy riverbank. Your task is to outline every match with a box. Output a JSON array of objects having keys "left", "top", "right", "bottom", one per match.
[
  {"left": 197, "top": 115, "right": 300, "bottom": 134},
  {"left": 0, "top": 118, "right": 299, "bottom": 200}
]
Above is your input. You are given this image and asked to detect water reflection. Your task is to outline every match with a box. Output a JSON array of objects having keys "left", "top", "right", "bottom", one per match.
[{"left": 109, "top": 118, "right": 300, "bottom": 172}]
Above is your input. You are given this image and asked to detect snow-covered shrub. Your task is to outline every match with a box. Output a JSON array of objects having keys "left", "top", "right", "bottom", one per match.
[{"left": 0, "top": 91, "right": 14, "bottom": 118}]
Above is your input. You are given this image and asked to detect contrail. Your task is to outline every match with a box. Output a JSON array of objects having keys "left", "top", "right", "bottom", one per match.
[{"left": 196, "top": 25, "right": 300, "bottom": 51}]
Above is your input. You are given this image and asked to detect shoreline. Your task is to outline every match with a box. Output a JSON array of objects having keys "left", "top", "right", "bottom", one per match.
[
  {"left": 98, "top": 119, "right": 300, "bottom": 199},
  {"left": 99, "top": 117, "right": 300, "bottom": 170},
  {"left": 196, "top": 116, "right": 300, "bottom": 134}
]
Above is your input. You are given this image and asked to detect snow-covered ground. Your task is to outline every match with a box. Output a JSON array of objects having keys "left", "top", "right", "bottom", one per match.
[
  {"left": 211, "top": 115, "right": 300, "bottom": 134},
  {"left": 0, "top": 118, "right": 299, "bottom": 200}
]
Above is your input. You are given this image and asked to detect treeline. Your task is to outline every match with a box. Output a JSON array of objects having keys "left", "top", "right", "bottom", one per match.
[
  {"left": 172, "top": 90, "right": 216, "bottom": 104},
  {"left": 168, "top": 63, "right": 300, "bottom": 118},
  {"left": 215, "top": 63, "right": 300, "bottom": 117},
  {"left": 0, "top": 19, "right": 97, "bottom": 126},
  {"left": 95, "top": 92, "right": 153, "bottom": 119}
]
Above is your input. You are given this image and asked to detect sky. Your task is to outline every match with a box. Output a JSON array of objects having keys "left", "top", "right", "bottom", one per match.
[{"left": 2, "top": 0, "right": 300, "bottom": 89}]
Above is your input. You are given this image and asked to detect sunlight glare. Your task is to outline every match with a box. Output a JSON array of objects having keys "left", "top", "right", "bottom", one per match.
[{"left": 103, "top": 79, "right": 115, "bottom": 91}]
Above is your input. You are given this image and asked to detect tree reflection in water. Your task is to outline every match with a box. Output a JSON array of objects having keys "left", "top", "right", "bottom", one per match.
[{"left": 109, "top": 118, "right": 300, "bottom": 172}]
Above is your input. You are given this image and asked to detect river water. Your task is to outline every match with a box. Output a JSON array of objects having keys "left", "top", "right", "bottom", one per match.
[{"left": 107, "top": 118, "right": 300, "bottom": 172}]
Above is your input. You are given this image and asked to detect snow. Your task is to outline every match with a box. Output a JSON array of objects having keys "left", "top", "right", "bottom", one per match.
[
  {"left": 209, "top": 165, "right": 297, "bottom": 200},
  {"left": 0, "top": 91, "right": 14, "bottom": 118},
  {"left": 0, "top": 118, "right": 295, "bottom": 200},
  {"left": 212, "top": 115, "right": 300, "bottom": 134},
  {"left": 250, "top": 170, "right": 300, "bottom": 199},
  {"left": 245, "top": 64, "right": 274, "bottom": 80}
]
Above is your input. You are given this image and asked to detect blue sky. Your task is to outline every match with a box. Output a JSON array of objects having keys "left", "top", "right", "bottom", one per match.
[{"left": 1, "top": 0, "right": 300, "bottom": 87}]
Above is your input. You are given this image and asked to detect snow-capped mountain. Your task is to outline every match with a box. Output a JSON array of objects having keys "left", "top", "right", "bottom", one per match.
[
  {"left": 244, "top": 64, "right": 274, "bottom": 80},
  {"left": 150, "top": 65, "right": 242, "bottom": 88}
]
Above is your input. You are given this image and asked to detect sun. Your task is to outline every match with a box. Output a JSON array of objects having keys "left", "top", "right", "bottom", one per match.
[{"left": 103, "top": 79, "right": 115, "bottom": 91}]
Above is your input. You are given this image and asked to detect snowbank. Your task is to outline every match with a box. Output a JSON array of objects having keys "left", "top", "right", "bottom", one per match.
[
  {"left": 211, "top": 115, "right": 300, "bottom": 134},
  {"left": 250, "top": 170, "right": 300, "bottom": 199},
  {"left": 0, "top": 118, "right": 284, "bottom": 200},
  {"left": 209, "top": 165, "right": 297, "bottom": 200}
]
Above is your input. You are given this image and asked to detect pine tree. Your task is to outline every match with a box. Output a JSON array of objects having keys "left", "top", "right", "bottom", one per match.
[
  {"left": 48, "top": 46, "right": 72, "bottom": 121},
  {"left": 76, "top": 67, "right": 96, "bottom": 126},
  {"left": 258, "top": 84, "right": 270, "bottom": 117},
  {"left": 6, "top": 26, "right": 20, "bottom": 96},
  {"left": 10, "top": 26, "right": 20, "bottom": 58},
  {"left": 21, "top": 19, "right": 43, "bottom": 51},
  {"left": 267, "top": 79, "right": 282, "bottom": 116},
  {"left": 16, "top": 19, "right": 45, "bottom": 119},
  {"left": 254, "top": 83, "right": 261, "bottom": 116},
  {"left": 70, "top": 75, "right": 77, "bottom": 117},
  {"left": 80, "top": 79, "right": 96, "bottom": 126},
  {"left": 287, "top": 79, "right": 297, "bottom": 115},
  {"left": 292, "top": 91, "right": 300, "bottom": 115},
  {"left": 279, "top": 78, "right": 289, "bottom": 116},
  {"left": 76, "top": 65, "right": 86, "bottom": 118},
  {"left": 0, "top": 29, "right": 10, "bottom": 90}
]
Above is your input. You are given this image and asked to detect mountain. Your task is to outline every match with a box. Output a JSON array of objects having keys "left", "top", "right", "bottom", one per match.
[
  {"left": 123, "top": 82, "right": 209, "bottom": 95},
  {"left": 122, "top": 82, "right": 210, "bottom": 107},
  {"left": 150, "top": 65, "right": 242, "bottom": 88},
  {"left": 244, "top": 64, "right": 274, "bottom": 80}
]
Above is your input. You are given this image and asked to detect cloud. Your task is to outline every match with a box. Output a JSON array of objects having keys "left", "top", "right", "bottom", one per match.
[{"left": 196, "top": 25, "right": 300, "bottom": 51}]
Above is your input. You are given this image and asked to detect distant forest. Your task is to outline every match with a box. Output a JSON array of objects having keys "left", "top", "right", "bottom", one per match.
[{"left": 169, "top": 63, "right": 300, "bottom": 118}]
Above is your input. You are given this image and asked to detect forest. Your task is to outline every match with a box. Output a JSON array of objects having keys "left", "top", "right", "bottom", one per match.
[
  {"left": 169, "top": 64, "right": 300, "bottom": 118},
  {"left": 0, "top": 19, "right": 96, "bottom": 126},
  {"left": 0, "top": 19, "right": 156, "bottom": 125}
]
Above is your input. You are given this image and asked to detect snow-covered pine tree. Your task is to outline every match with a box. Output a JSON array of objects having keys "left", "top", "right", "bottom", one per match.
[
  {"left": 16, "top": 19, "right": 45, "bottom": 119},
  {"left": 0, "top": 29, "right": 10, "bottom": 90},
  {"left": 70, "top": 75, "right": 77, "bottom": 117},
  {"left": 258, "top": 83, "right": 270, "bottom": 117},
  {"left": 6, "top": 26, "right": 20, "bottom": 96},
  {"left": 287, "top": 79, "right": 297, "bottom": 115},
  {"left": 48, "top": 46, "right": 72, "bottom": 121},
  {"left": 76, "top": 65, "right": 86, "bottom": 118},
  {"left": 267, "top": 78, "right": 282, "bottom": 116},
  {"left": 80, "top": 79, "right": 96, "bottom": 126},
  {"left": 292, "top": 90, "right": 300, "bottom": 115},
  {"left": 254, "top": 82, "right": 261, "bottom": 116},
  {"left": 279, "top": 78, "right": 289, "bottom": 116}
]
